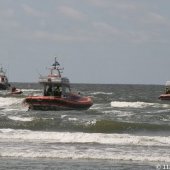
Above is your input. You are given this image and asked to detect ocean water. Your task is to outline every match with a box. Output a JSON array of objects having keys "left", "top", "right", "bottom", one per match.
[{"left": 0, "top": 83, "right": 169, "bottom": 170}]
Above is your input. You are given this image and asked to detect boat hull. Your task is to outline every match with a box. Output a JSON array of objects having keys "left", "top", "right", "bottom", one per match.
[
  {"left": 23, "top": 95, "right": 93, "bottom": 111},
  {"left": 159, "top": 94, "right": 170, "bottom": 100}
]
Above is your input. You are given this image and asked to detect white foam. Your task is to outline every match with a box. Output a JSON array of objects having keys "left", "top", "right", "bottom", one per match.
[
  {"left": 8, "top": 116, "right": 33, "bottom": 122},
  {"left": 85, "top": 119, "right": 97, "bottom": 126},
  {"left": 2, "top": 150, "right": 170, "bottom": 162},
  {"left": 90, "top": 104, "right": 107, "bottom": 110},
  {"left": 68, "top": 117, "right": 78, "bottom": 121},
  {"left": 22, "top": 89, "right": 41, "bottom": 92},
  {"left": 61, "top": 115, "right": 67, "bottom": 119},
  {"left": 102, "top": 110, "right": 134, "bottom": 117},
  {"left": 1, "top": 129, "right": 170, "bottom": 162},
  {"left": 0, "top": 129, "right": 170, "bottom": 147},
  {"left": 91, "top": 92, "right": 112, "bottom": 95},
  {"left": 0, "top": 97, "right": 22, "bottom": 107},
  {"left": 157, "top": 104, "right": 170, "bottom": 108},
  {"left": 111, "top": 101, "right": 154, "bottom": 108}
]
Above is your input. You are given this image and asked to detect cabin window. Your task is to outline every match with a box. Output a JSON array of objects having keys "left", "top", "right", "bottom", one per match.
[
  {"left": 43, "top": 84, "right": 71, "bottom": 97},
  {"left": 65, "top": 87, "right": 70, "bottom": 93},
  {"left": 62, "top": 86, "right": 71, "bottom": 96},
  {"left": 53, "top": 86, "right": 62, "bottom": 97},
  {"left": 45, "top": 85, "right": 52, "bottom": 96},
  {"left": 52, "top": 69, "right": 60, "bottom": 76},
  {"left": 165, "top": 87, "right": 170, "bottom": 94},
  {"left": 44, "top": 84, "right": 62, "bottom": 97}
]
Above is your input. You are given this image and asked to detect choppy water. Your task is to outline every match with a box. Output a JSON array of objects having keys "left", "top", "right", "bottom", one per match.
[{"left": 0, "top": 83, "right": 169, "bottom": 169}]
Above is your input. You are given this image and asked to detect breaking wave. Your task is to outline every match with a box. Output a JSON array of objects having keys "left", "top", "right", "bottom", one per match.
[
  {"left": 110, "top": 101, "right": 170, "bottom": 108},
  {"left": 8, "top": 116, "right": 33, "bottom": 122},
  {"left": 0, "top": 97, "right": 22, "bottom": 108},
  {"left": 1, "top": 118, "right": 170, "bottom": 133},
  {"left": 0, "top": 128, "right": 170, "bottom": 146},
  {"left": 91, "top": 92, "right": 113, "bottom": 95},
  {"left": 1, "top": 129, "right": 170, "bottom": 162}
]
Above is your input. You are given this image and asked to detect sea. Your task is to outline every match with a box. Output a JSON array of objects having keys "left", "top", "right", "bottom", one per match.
[{"left": 0, "top": 83, "right": 170, "bottom": 170}]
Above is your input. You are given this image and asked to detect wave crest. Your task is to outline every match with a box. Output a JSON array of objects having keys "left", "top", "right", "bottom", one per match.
[{"left": 111, "top": 101, "right": 154, "bottom": 108}]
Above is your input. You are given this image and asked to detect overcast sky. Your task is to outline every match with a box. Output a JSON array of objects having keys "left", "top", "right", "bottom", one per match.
[{"left": 0, "top": 0, "right": 170, "bottom": 84}]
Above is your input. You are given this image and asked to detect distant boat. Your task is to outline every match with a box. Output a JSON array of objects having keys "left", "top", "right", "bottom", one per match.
[
  {"left": 23, "top": 58, "right": 93, "bottom": 111},
  {"left": 159, "top": 81, "right": 170, "bottom": 100},
  {"left": 9, "top": 86, "right": 23, "bottom": 95},
  {"left": 0, "top": 66, "right": 10, "bottom": 90}
]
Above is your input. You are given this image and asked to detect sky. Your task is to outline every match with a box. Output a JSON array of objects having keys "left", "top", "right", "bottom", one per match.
[{"left": 0, "top": 0, "right": 170, "bottom": 84}]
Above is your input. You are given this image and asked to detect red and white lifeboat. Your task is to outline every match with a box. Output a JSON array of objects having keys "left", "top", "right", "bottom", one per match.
[
  {"left": 159, "top": 81, "right": 170, "bottom": 100},
  {"left": 23, "top": 58, "right": 93, "bottom": 111}
]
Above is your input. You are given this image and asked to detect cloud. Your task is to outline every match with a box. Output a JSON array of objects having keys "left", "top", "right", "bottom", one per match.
[
  {"left": 0, "top": 20, "right": 20, "bottom": 31},
  {"left": 22, "top": 4, "right": 47, "bottom": 17},
  {"left": 91, "top": 21, "right": 163, "bottom": 44},
  {"left": 0, "top": 8, "right": 20, "bottom": 30},
  {"left": 87, "top": 0, "right": 111, "bottom": 8},
  {"left": 92, "top": 22, "right": 121, "bottom": 36},
  {"left": 57, "top": 5, "right": 86, "bottom": 20},
  {"left": 21, "top": 30, "right": 94, "bottom": 43},
  {"left": 88, "top": 0, "right": 139, "bottom": 11},
  {"left": 114, "top": 3, "right": 138, "bottom": 11},
  {"left": 0, "top": 8, "right": 15, "bottom": 18},
  {"left": 143, "top": 12, "right": 169, "bottom": 26},
  {"left": 0, "top": 1, "right": 168, "bottom": 45}
]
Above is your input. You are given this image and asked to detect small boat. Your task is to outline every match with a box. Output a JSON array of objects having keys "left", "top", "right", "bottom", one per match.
[
  {"left": 23, "top": 58, "right": 93, "bottom": 110},
  {"left": 0, "top": 66, "right": 10, "bottom": 90},
  {"left": 10, "top": 87, "right": 23, "bottom": 95},
  {"left": 159, "top": 81, "right": 170, "bottom": 100}
]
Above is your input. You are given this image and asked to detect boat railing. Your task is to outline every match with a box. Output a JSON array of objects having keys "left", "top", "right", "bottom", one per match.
[{"left": 39, "top": 76, "right": 62, "bottom": 83}]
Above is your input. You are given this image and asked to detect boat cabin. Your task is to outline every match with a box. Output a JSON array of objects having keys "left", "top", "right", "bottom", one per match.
[
  {"left": 39, "top": 58, "right": 71, "bottom": 97},
  {"left": 165, "top": 81, "right": 170, "bottom": 94},
  {"left": 0, "top": 67, "right": 7, "bottom": 83},
  {"left": 39, "top": 77, "right": 71, "bottom": 97},
  {"left": 0, "top": 67, "right": 10, "bottom": 90}
]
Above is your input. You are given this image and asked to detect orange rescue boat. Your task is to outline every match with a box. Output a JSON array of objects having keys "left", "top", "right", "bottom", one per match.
[{"left": 23, "top": 58, "right": 93, "bottom": 110}]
